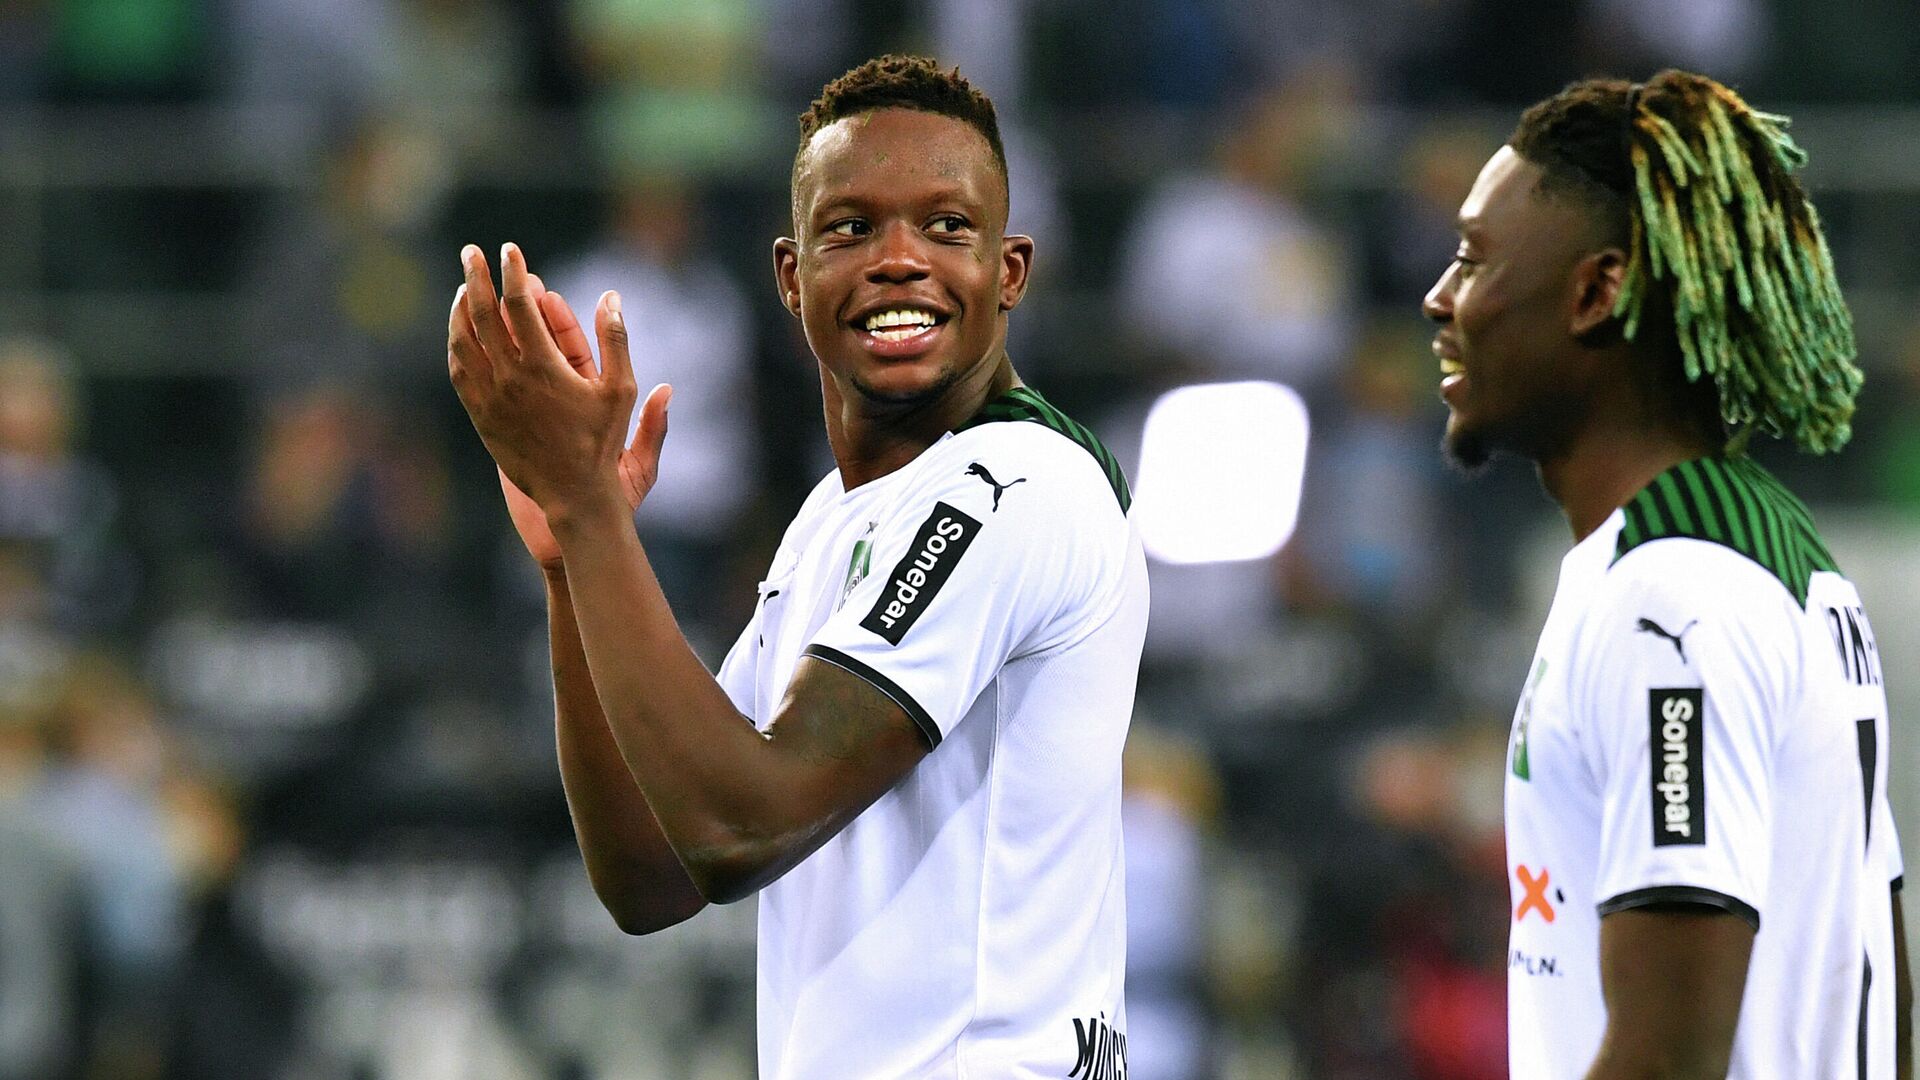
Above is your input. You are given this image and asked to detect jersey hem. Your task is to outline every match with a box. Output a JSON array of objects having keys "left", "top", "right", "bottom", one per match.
[
  {"left": 1596, "top": 885, "right": 1760, "bottom": 930},
  {"left": 802, "top": 644, "right": 943, "bottom": 749},
  {"left": 1894, "top": 875, "right": 1905, "bottom": 893}
]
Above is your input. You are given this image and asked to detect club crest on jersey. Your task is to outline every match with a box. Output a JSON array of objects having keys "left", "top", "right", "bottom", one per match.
[
  {"left": 1649, "top": 688, "right": 1705, "bottom": 846},
  {"left": 860, "top": 502, "right": 981, "bottom": 645},
  {"left": 1511, "top": 657, "right": 1548, "bottom": 781},
  {"left": 837, "top": 523, "right": 876, "bottom": 609}
]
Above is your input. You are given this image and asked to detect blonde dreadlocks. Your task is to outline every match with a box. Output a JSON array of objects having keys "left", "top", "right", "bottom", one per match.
[{"left": 1511, "top": 70, "right": 1861, "bottom": 454}]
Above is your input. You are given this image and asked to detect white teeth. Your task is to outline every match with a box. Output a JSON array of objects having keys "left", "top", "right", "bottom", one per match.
[
  {"left": 1440, "top": 359, "right": 1465, "bottom": 375},
  {"left": 863, "top": 308, "right": 938, "bottom": 331}
]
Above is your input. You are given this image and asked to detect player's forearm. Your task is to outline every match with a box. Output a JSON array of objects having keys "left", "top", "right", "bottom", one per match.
[
  {"left": 545, "top": 567, "right": 707, "bottom": 933},
  {"left": 549, "top": 501, "right": 836, "bottom": 902}
]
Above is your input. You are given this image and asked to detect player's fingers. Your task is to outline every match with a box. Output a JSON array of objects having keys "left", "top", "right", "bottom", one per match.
[
  {"left": 541, "top": 290, "right": 596, "bottom": 375},
  {"left": 594, "top": 290, "right": 633, "bottom": 392},
  {"left": 447, "top": 284, "right": 493, "bottom": 388},
  {"left": 500, "top": 272, "right": 549, "bottom": 350},
  {"left": 498, "top": 242, "right": 561, "bottom": 368},
  {"left": 630, "top": 382, "right": 672, "bottom": 461},
  {"left": 459, "top": 245, "right": 516, "bottom": 370}
]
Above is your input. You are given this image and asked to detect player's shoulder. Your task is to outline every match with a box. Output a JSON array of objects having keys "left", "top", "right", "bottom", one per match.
[
  {"left": 942, "top": 386, "right": 1132, "bottom": 517},
  {"left": 1607, "top": 455, "right": 1838, "bottom": 610}
]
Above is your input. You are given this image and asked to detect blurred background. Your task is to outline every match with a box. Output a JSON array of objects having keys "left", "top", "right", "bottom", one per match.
[{"left": 1, "top": 0, "right": 1918, "bottom": 1077}]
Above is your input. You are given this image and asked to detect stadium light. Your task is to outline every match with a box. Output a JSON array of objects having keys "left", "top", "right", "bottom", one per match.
[{"left": 1132, "top": 380, "right": 1310, "bottom": 565}]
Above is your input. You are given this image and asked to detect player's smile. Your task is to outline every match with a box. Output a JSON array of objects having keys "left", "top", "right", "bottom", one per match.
[
  {"left": 848, "top": 299, "right": 953, "bottom": 360},
  {"left": 1433, "top": 333, "right": 1466, "bottom": 403}
]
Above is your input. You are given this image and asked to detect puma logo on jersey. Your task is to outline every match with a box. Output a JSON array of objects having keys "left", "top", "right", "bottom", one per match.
[
  {"left": 965, "top": 462, "right": 1026, "bottom": 512},
  {"left": 1649, "top": 688, "right": 1705, "bottom": 846},
  {"left": 1635, "top": 617, "right": 1698, "bottom": 663}
]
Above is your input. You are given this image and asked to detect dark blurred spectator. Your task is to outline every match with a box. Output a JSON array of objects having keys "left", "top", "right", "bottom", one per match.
[
  {"left": 242, "top": 116, "right": 456, "bottom": 397},
  {"left": 0, "top": 680, "right": 85, "bottom": 1080},
  {"left": 0, "top": 336, "right": 137, "bottom": 637},
  {"left": 1292, "top": 322, "right": 1454, "bottom": 633},
  {"left": 1289, "top": 725, "right": 1507, "bottom": 1079},
  {"left": 1365, "top": 120, "right": 1490, "bottom": 306},
  {"left": 1122, "top": 725, "right": 1222, "bottom": 1080},
  {"left": 545, "top": 174, "right": 759, "bottom": 636},
  {"left": 219, "top": 385, "right": 471, "bottom": 683},
  {"left": 0, "top": 0, "right": 51, "bottom": 100},
  {"left": 1117, "top": 67, "right": 1361, "bottom": 398},
  {"left": 28, "top": 653, "right": 241, "bottom": 1080},
  {"left": 227, "top": 0, "right": 521, "bottom": 160}
]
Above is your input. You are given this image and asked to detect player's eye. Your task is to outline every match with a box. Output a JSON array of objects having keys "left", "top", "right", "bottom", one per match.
[
  {"left": 928, "top": 215, "right": 969, "bottom": 235},
  {"left": 826, "top": 219, "right": 869, "bottom": 238},
  {"left": 1452, "top": 253, "right": 1478, "bottom": 276}
]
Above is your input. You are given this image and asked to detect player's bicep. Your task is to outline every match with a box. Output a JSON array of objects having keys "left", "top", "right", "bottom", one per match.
[
  {"left": 759, "top": 655, "right": 930, "bottom": 838},
  {"left": 1593, "top": 905, "right": 1755, "bottom": 1076}
]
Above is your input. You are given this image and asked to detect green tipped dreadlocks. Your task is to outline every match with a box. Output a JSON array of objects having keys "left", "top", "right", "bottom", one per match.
[{"left": 1609, "top": 72, "right": 1861, "bottom": 453}]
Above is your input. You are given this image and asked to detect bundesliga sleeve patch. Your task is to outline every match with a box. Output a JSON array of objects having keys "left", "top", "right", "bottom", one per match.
[
  {"left": 1649, "top": 688, "right": 1705, "bottom": 847},
  {"left": 860, "top": 502, "right": 981, "bottom": 645}
]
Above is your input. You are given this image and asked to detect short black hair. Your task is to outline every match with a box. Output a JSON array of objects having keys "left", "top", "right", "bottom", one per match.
[
  {"left": 1508, "top": 70, "right": 1861, "bottom": 454},
  {"left": 792, "top": 55, "right": 1008, "bottom": 218}
]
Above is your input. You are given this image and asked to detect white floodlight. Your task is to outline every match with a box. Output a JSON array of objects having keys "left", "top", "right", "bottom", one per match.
[{"left": 1132, "top": 381, "right": 1310, "bottom": 565}]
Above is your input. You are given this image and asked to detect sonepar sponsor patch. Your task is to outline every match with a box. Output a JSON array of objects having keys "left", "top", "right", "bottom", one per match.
[
  {"left": 1649, "top": 688, "right": 1705, "bottom": 847},
  {"left": 860, "top": 502, "right": 981, "bottom": 645}
]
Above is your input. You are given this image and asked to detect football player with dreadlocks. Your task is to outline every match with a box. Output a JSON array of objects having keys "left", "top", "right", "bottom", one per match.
[{"left": 1425, "top": 70, "right": 1910, "bottom": 1079}]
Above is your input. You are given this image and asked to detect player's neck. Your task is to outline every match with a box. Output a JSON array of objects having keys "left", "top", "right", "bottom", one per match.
[
  {"left": 1536, "top": 412, "right": 1717, "bottom": 544},
  {"left": 824, "top": 355, "right": 1020, "bottom": 490}
]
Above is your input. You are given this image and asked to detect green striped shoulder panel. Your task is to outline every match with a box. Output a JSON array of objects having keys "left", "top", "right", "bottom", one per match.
[
  {"left": 956, "top": 386, "right": 1132, "bottom": 512},
  {"left": 1612, "top": 455, "right": 1839, "bottom": 606}
]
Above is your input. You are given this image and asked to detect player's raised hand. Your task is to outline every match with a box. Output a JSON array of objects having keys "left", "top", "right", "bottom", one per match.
[
  {"left": 448, "top": 242, "right": 641, "bottom": 524},
  {"left": 495, "top": 286, "right": 672, "bottom": 568}
]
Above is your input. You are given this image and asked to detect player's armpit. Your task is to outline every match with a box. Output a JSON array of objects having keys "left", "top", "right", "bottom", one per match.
[
  {"left": 1586, "top": 905, "right": 1755, "bottom": 1080},
  {"left": 676, "top": 657, "right": 930, "bottom": 904}
]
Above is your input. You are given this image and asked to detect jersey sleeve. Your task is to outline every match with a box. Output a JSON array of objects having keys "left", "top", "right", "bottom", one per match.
[
  {"left": 714, "top": 615, "right": 759, "bottom": 721},
  {"left": 1574, "top": 545, "right": 1796, "bottom": 930},
  {"left": 1876, "top": 795, "right": 1904, "bottom": 889},
  {"left": 804, "top": 434, "right": 1129, "bottom": 748}
]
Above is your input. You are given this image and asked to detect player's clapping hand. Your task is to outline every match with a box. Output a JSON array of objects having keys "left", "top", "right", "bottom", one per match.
[{"left": 447, "top": 243, "right": 671, "bottom": 563}]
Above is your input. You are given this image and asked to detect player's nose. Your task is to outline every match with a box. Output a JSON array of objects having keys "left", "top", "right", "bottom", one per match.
[
  {"left": 1422, "top": 267, "right": 1456, "bottom": 323},
  {"left": 864, "top": 220, "right": 932, "bottom": 283}
]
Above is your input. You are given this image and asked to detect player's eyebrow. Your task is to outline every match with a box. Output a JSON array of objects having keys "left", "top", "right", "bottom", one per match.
[{"left": 1455, "top": 214, "right": 1484, "bottom": 239}]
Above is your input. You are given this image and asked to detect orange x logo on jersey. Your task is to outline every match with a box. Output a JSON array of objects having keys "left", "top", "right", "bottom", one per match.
[{"left": 1515, "top": 864, "right": 1556, "bottom": 923}]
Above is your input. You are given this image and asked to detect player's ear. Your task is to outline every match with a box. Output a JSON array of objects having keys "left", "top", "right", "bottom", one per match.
[
  {"left": 773, "top": 237, "right": 802, "bottom": 318},
  {"left": 1570, "top": 246, "right": 1627, "bottom": 338},
  {"left": 999, "top": 234, "right": 1033, "bottom": 313}
]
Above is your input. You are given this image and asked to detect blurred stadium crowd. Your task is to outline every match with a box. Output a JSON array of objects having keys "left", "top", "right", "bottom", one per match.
[{"left": 3, "top": 0, "right": 1920, "bottom": 1077}]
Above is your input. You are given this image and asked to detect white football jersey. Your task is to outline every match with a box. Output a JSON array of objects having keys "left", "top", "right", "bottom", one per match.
[
  {"left": 1506, "top": 455, "right": 1903, "bottom": 1079},
  {"left": 714, "top": 387, "right": 1149, "bottom": 1080}
]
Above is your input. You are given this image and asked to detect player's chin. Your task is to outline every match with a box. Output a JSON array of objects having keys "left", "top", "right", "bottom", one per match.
[
  {"left": 849, "top": 358, "right": 960, "bottom": 406},
  {"left": 1441, "top": 416, "right": 1496, "bottom": 475}
]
